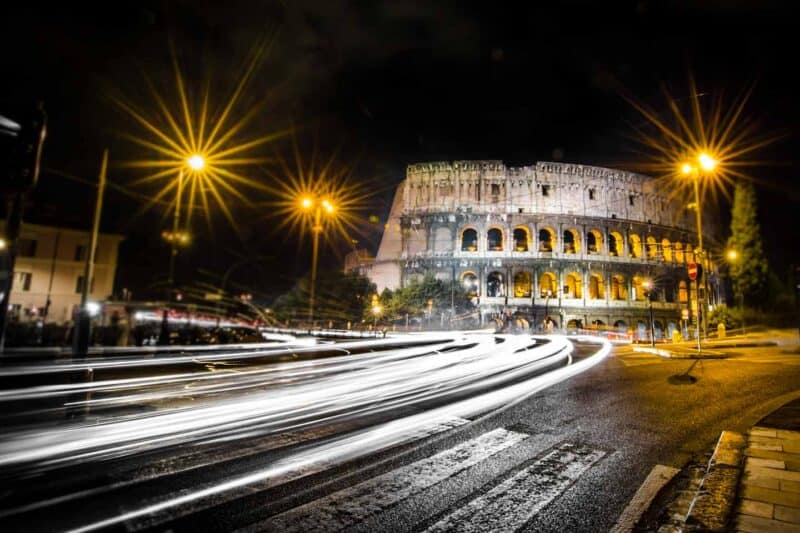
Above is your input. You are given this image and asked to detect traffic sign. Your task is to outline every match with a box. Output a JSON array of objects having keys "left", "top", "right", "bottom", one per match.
[{"left": 688, "top": 262, "right": 698, "bottom": 280}]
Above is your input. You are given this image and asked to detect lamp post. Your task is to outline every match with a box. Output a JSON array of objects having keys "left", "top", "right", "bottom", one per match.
[
  {"left": 642, "top": 279, "right": 655, "bottom": 347},
  {"left": 727, "top": 248, "right": 745, "bottom": 335},
  {"left": 299, "top": 195, "right": 336, "bottom": 326},
  {"left": 159, "top": 154, "right": 204, "bottom": 345},
  {"left": 681, "top": 152, "right": 717, "bottom": 354}
]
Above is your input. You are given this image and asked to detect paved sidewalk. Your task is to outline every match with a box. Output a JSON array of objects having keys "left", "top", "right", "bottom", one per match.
[{"left": 734, "top": 398, "right": 800, "bottom": 532}]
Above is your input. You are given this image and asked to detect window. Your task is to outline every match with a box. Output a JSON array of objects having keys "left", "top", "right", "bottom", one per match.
[
  {"left": 75, "top": 245, "right": 87, "bottom": 261},
  {"left": 75, "top": 275, "right": 95, "bottom": 294},
  {"left": 461, "top": 228, "right": 478, "bottom": 252},
  {"left": 14, "top": 272, "right": 32, "bottom": 291},
  {"left": 514, "top": 271, "right": 531, "bottom": 298},
  {"left": 491, "top": 183, "right": 500, "bottom": 197},
  {"left": 629, "top": 195, "right": 635, "bottom": 206},
  {"left": 538, "top": 228, "right": 555, "bottom": 252},
  {"left": 461, "top": 272, "right": 479, "bottom": 298},
  {"left": 539, "top": 272, "right": 557, "bottom": 297},
  {"left": 541, "top": 185, "right": 550, "bottom": 197},
  {"left": 487, "top": 228, "right": 504, "bottom": 251},
  {"left": 487, "top": 271, "right": 505, "bottom": 297},
  {"left": 18, "top": 239, "right": 37, "bottom": 257},
  {"left": 589, "top": 188, "right": 595, "bottom": 200},
  {"left": 513, "top": 227, "right": 529, "bottom": 251}
]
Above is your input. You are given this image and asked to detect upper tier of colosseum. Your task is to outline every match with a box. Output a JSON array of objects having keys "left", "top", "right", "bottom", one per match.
[{"left": 401, "top": 160, "right": 695, "bottom": 232}]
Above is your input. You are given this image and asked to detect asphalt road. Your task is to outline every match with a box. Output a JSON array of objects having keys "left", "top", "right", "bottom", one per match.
[{"left": 1, "top": 336, "right": 799, "bottom": 532}]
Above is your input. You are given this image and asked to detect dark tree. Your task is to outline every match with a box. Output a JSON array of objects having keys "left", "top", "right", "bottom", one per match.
[{"left": 726, "top": 180, "right": 768, "bottom": 304}]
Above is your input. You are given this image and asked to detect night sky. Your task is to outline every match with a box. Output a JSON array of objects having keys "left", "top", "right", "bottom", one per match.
[{"left": 2, "top": 1, "right": 798, "bottom": 303}]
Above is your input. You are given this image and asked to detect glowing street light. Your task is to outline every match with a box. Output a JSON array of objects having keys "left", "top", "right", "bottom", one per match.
[
  {"left": 726, "top": 249, "right": 738, "bottom": 262},
  {"left": 298, "top": 194, "right": 338, "bottom": 325},
  {"left": 698, "top": 152, "right": 717, "bottom": 171},
  {"left": 187, "top": 154, "right": 205, "bottom": 171},
  {"left": 0, "top": 238, "right": 6, "bottom": 251}
]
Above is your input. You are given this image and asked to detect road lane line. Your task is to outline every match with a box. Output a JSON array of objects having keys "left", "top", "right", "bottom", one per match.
[
  {"left": 424, "top": 442, "right": 605, "bottom": 532},
  {"left": 610, "top": 464, "right": 680, "bottom": 533},
  {"left": 250, "top": 428, "right": 529, "bottom": 533}
]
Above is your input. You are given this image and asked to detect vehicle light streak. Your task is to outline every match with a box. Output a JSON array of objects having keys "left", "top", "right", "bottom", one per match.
[{"left": 0, "top": 334, "right": 610, "bottom": 531}]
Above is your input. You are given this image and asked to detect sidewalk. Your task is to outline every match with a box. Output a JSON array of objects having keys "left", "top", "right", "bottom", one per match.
[{"left": 734, "top": 398, "right": 800, "bottom": 532}]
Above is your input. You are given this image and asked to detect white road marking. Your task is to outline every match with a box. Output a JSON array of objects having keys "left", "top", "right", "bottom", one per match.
[
  {"left": 424, "top": 442, "right": 605, "bottom": 533},
  {"left": 253, "top": 428, "right": 528, "bottom": 533},
  {"left": 610, "top": 464, "right": 680, "bottom": 533}
]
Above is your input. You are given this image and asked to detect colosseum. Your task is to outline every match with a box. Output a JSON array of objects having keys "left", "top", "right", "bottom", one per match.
[{"left": 349, "top": 160, "right": 720, "bottom": 339}]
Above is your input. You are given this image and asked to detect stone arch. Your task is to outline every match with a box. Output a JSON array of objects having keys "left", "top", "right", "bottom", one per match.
[
  {"left": 564, "top": 272, "right": 582, "bottom": 299},
  {"left": 636, "top": 320, "right": 647, "bottom": 340},
  {"left": 653, "top": 320, "right": 664, "bottom": 340},
  {"left": 609, "top": 231, "right": 624, "bottom": 257},
  {"left": 678, "top": 280, "right": 688, "bottom": 303},
  {"left": 588, "top": 273, "right": 605, "bottom": 299},
  {"left": 587, "top": 229, "right": 603, "bottom": 254},
  {"left": 487, "top": 227, "right": 504, "bottom": 251},
  {"left": 487, "top": 271, "right": 505, "bottom": 297},
  {"left": 512, "top": 226, "right": 530, "bottom": 251},
  {"left": 567, "top": 319, "right": 582, "bottom": 330},
  {"left": 539, "top": 272, "right": 558, "bottom": 297},
  {"left": 461, "top": 228, "right": 478, "bottom": 252},
  {"left": 514, "top": 271, "right": 532, "bottom": 298},
  {"left": 611, "top": 274, "right": 627, "bottom": 300},
  {"left": 614, "top": 320, "right": 627, "bottom": 333},
  {"left": 628, "top": 233, "right": 642, "bottom": 258},
  {"left": 592, "top": 319, "right": 605, "bottom": 326},
  {"left": 632, "top": 275, "right": 647, "bottom": 301},
  {"left": 646, "top": 236, "right": 658, "bottom": 259},
  {"left": 667, "top": 321, "right": 679, "bottom": 339},
  {"left": 661, "top": 238, "right": 672, "bottom": 261},
  {"left": 434, "top": 226, "right": 453, "bottom": 252},
  {"left": 563, "top": 228, "right": 580, "bottom": 254},
  {"left": 461, "top": 271, "right": 479, "bottom": 298},
  {"left": 674, "top": 242, "right": 684, "bottom": 263},
  {"left": 538, "top": 227, "right": 556, "bottom": 252}
]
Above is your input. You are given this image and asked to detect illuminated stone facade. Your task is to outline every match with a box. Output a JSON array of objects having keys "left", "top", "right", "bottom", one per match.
[{"left": 351, "top": 160, "right": 719, "bottom": 336}]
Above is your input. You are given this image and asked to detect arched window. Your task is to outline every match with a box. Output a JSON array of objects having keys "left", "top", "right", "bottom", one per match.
[
  {"left": 685, "top": 247, "right": 695, "bottom": 264},
  {"left": 614, "top": 320, "right": 627, "bottom": 333},
  {"left": 628, "top": 234, "right": 642, "bottom": 258},
  {"left": 589, "top": 274, "right": 605, "bottom": 299},
  {"left": 646, "top": 236, "right": 658, "bottom": 259},
  {"left": 513, "top": 227, "right": 529, "bottom": 251},
  {"left": 539, "top": 272, "right": 557, "bottom": 297},
  {"left": 538, "top": 228, "right": 555, "bottom": 252},
  {"left": 675, "top": 242, "right": 684, "bottom": 263},
  {"left": 662, "top": 238, "right": 672, "bottom": 261},
  {"left": 632, "top": 275, "right": 647, "bottom": 301},
  {"left": 664, "top": 280, "right": 675, "bottom": 302},
  {"left": 487, "top": 271, "right": 505, "bottom": 297},
  {"left": 565, "top": 272, "right": 582, "bottom": 299},
  {"left": 461, "top": 228, "right": 478, "bottom": 252},
  {"left": 461, "top": 271, "right": 479, "bottom": 298},
  {"left": 514, "top": 271, "right": 531, "bottom": 298},
  {"left": 609, "top": 231, "right": 623, "bottom": 256},
  {"left": 563, "top": 229, "right": 579, "bottom": 254},
  {"left": 678, "top": 281, "right": 688, "bottom": 303},
  {"left": 611, "top": 275, "right": 627, "bottom": 300},
  {"left": 587, "top": 229, "right": 603, "bottom": 254},
  {"left": 487, "top": 228, "right": 503, "bottom": 251}
]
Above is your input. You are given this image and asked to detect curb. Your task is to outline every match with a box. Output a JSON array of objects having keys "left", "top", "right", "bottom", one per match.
[
  {"left": 684, "top": 430, "right": 746, "bottom": 531},
  {"left": 632, "top": 346, "right": 728, "bottom": 359}
]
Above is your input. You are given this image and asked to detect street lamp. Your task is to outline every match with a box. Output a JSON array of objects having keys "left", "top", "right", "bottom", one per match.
[
  {"left": 727, "top": 248, "right": 745, "bottom": 335},
  {"left": 299, "top": 195, "right": 337, "bottom": 326},
  {"left": 372, "top": 303, "right": 382, "bottom": 328},
  {"left": 159, "top": 154, "right": 205, "bottom": 344},
  {"left": 642, "top": 280, "right": 655, "bottom": 347},
  {"left": 681, "top": 151, "right": 717, "bottom": 353}
]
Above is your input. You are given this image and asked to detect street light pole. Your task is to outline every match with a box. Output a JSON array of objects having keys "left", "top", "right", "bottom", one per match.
[{"left": 308, "top": 205, "right": 322, "bottom": 326}]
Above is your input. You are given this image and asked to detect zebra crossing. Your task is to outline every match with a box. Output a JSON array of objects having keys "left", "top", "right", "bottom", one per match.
[{"left": 246, "top": 427, "right": 609, "bottom": 533}]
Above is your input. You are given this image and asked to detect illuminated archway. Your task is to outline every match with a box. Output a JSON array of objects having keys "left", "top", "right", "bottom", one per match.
[
  {"left": 563, "top": 228, "right": 579, "bottom": 254},
  {"left": 461, "top": 228, "right": 478, "bottom": 252},
  {"left": 514, "top": 271, "right": 531, "bottom": 298},
  {"left": 678, "top": 280, "right": 688, "bottom": 303},
  {"left": 487, "top": 227, "right": 504, "bottom": 251},
  {"left": 513, "top": 227, "right": 530, "bottom": 251},
  {"left": 586, "top": 229, "right": 603, "bottom": 254},
  {"left": 611, "top": 274, "right": 627, "bottom": 300},
  {"left": 588, "top": 273, "right": 605, "bottom": 299},
  {"left": 461, "top": 271, "right": 479, "bottom": 298},
  {"left": 628, "top": 233, "right": 642, "bottom": 258},
  {"left": 538, "top": 227, "right": 555, "bottom": 252},
  {"left": 565, "top": 272, "right": 582, "bottom": 299},
  {"left": 661, "top": 238, "right": 672, "bottom": 261},
  {"left": 674, "top": 242, "right": 684, "bottom": 263},
  {"left": 632, "top": 275, "right": 647, "bottom": 301},
  {"left": 609, "top": 231, "right": 624, "bottom": 257},
  {"left": 487, "top": 271, "right": 505, "bottom": 297},
  {"left": 646, "top": 236, "right": 658, "bottom": 259},
  {"left": 539, "top": 272, "right": 557, "bottom": 297}
]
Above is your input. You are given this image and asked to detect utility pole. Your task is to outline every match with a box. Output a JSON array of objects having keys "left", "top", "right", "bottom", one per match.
[{"left": 73, "top": 150, "right": 108, "bottom": 358}]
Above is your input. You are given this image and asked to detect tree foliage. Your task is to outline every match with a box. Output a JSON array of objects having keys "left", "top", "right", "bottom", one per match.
[
  {"left": 370, "top": 274, "right": 474, "bottom": 323},
  {"left": 271, "top": 270, "right": 375, "bottom": 325},
  {"left": 726, "top": 180, "right": 768, "bottom": 304}
]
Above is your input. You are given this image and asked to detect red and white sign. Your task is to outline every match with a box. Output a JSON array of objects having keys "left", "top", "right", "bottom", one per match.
[{"left": 688, "top": 262, "right": 698, "bottom": 280}]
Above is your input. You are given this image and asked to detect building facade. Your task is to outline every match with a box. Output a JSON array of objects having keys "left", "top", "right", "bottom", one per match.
[
  {"left": 350, "top": 160, "right": 719, "bottom": 337},
  {"left": 0, "top": 222, "right": 125, "bottom": 323}
]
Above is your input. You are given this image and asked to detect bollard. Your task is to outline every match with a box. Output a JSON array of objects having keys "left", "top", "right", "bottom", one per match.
[
  {"left": 672, "top": 329, "right": 682, "bottom": 344},
  {"left": 717, "top": 322, "right": 726, "bottom": 338}
]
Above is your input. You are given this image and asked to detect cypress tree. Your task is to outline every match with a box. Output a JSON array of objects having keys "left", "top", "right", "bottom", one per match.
[{"left": 726, "top": 180, "right": 768, "bottom": 304}]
